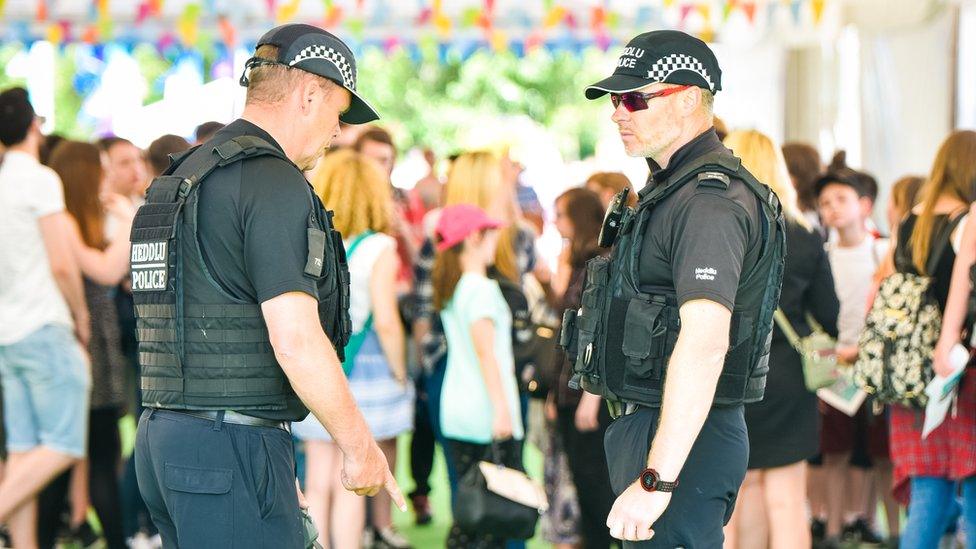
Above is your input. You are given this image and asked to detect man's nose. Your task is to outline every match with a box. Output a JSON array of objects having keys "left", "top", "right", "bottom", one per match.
[{"left": 611, "top": 103, "right": 629, "bottom": 123}]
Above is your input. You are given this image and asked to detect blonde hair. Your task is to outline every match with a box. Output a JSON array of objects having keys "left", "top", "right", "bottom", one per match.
[
  {"left": 442, "top": 151, "right": 519, "bottom": 282},
  {"left": 724, "top": 129, "right": 811, "bottom": 230},
  {"left": 311, "top": 149, "right": 393, "bottom": 238},
  {"left": 909, "top": 130, "right": 976, "bottom": 274}
]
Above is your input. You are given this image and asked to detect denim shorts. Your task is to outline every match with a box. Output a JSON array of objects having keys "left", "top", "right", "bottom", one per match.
[{"left": 0, "top": 324, "right": 91, "bottom": 457}]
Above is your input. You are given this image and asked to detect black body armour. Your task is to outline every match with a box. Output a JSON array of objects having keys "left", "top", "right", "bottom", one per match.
[
  {"left": 560, "top": 153, "right": 786, "bottom": 410},
  {"left": 129, "top": 135, "right": 351, "bottom": 414}
]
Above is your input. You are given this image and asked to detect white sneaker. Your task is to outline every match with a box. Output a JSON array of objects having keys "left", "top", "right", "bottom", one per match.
[
  {"left": 128, "top": 532, "right": 161, "bottom": 549},
  {"left": 374, "top": 526, "right": 411, "bottom": 549}
]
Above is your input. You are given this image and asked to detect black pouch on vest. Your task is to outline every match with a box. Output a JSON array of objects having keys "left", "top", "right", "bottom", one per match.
[{"left": 304, "top": 227, "right": 327, "bottom": 278}]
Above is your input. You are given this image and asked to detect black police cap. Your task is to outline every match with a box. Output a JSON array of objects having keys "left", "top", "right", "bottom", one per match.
[
  {"left": 240, "top": 24, "right": 379, "bottom": 124},
  {"left": 585, "top": 30, "right": 722, "bottom": 100}
]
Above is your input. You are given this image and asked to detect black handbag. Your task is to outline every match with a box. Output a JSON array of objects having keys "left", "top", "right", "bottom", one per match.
[{"left": 452, "top": 445, "right": 545, "bottom": 540}]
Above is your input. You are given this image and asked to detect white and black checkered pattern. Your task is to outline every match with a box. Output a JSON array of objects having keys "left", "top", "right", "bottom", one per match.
[
  {"left": 646, "top": 54, "right": 714, "bottom": 92},
  {"left": 288, "top": 45, "right": 355, "bottom": 89}
]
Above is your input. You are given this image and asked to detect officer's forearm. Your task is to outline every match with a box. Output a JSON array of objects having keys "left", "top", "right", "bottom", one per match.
[
  {"left": 646, "top": 300, "right": 730, "bottom": 481},
  {"left": 265, "top": 294, "right": 374, "bottom": 457},
  {"left": 283, "top": 331, "right": 372, "bottom": 449}
]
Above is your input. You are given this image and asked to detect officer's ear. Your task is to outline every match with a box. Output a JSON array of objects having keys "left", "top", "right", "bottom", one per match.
[
  {"left": 296, "top": 75, "right": 320, "bottom": 116},
  {"left": 679, "top": 87, "right": 702, "bottom": 116}
]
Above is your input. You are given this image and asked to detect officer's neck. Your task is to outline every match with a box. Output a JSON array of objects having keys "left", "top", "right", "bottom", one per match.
[
  {"left": 651, "top": 117, "right": 713, "bottom": 171},
  {"left": 240, "top": 105, "right": 304, "bottom": 163}
]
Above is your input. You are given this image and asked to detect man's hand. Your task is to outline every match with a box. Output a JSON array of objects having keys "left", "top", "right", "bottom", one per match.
[
  {"left": 340, "top": 441, "right": 407, "bottom": 511},
  {"left": 606, "top": 482, "right": 672, "bottom": 541},
  {"left": 575, "top": 391, "right": 602, "bottom": 432},
  {"left": 295, "top": 478, "right": 309, "bottom": 510}
]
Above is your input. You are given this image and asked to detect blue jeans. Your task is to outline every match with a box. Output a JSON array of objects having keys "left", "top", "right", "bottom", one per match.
[{"left": 902, "top": 476, "right": 976, "bottom": 549}]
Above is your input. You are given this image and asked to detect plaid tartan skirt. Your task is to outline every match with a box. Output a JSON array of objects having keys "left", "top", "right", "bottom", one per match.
[{"left": 889, "top": 368, "right": 976, "bottom": 503}]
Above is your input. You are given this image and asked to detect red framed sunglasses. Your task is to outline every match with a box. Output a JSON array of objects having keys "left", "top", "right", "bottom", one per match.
[{"left": 610, "top": 85, "right": 692, "bottom": 112}]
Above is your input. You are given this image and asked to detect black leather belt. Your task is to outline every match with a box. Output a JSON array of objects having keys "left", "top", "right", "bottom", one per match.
[{"left": 164, "top": 409, "right": 291, "bottom": 433}]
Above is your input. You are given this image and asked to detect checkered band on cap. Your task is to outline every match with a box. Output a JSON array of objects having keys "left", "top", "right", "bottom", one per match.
[
  {"left": 289, "top": 45, "right": 356, "bottom": 89},
  {"left": 646, "top": 53, "right": 715, "bottom": 92}
]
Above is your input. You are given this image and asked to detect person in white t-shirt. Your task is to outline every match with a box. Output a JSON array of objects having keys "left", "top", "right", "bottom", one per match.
[
  {"left": 0, "top": 87, "right": 91, "bottom": 547},
  {"left": 815, "top": 170, "right": 888, "bottom": 546}
]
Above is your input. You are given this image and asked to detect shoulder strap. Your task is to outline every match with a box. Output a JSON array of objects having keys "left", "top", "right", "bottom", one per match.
[
  {"left": 924, "top": 210, "right": 967, "bottom": 275},
  {"left": 145, "top": 135, "right": 291, "bottom": 205},
  {"left": 773, "top": 309, "right": 803, "bottom": 352},
  {"left": 345, "top": 230, "right": 375, "bottom": 259}
]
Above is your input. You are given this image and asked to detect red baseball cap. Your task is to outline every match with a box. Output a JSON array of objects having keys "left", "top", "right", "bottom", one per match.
[{"left": 435, "top": 204, "right": 504, "bottom": 251}]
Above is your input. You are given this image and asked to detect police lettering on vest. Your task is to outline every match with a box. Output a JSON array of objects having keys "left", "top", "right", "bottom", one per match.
[
  {"left": 130, "top": 241, "right": 169, "bottom": 291},
  {"left": 128, "top": 135, "right": 351, "bottom": 416},
  {"left": 560, "top": 152, "right": 786, "bottom": 413}
]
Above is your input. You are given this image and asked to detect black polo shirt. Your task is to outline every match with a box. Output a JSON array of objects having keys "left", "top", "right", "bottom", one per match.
[
  {"left": 196, "top": 119, "right": 318, "bottom": 420},
  {"left": 637, "top": 128, "right": 762, "bottom": 312}
]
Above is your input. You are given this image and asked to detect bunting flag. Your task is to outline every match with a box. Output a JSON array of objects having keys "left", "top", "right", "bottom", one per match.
[
  {"left": 678, "top": 4, "right": 694, "bottom": 26},
  {"left": 722, "top": 0, "right": 736, "bottom": 22},
  {"left": 177, "top": 3, "right": 201, "bottom": 46},
  {"left": 217, "top": 16, "right": 236, "bottom": 47},
  {"left": 789, "top": 0, "right": 802, "bottom": 24},
  {"left": 276, "top": 0, "right": 300, "bottom": 23},
  {"left": 3, "top": 0, "right": 836, "bottom": 59},
  {"left": 811, "top": 0, "right": 826, "bottom": 23},
  {"left": 742, "top": 1, "right": 757, "bottom": 23}
]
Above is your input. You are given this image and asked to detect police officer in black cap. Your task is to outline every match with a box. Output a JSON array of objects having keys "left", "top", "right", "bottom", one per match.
[
  {"left": 131, "top": 24, "right": 405, "bottom": 547},
  {"left": 564, "top": 30, "right": 786, "bottom": 546}
]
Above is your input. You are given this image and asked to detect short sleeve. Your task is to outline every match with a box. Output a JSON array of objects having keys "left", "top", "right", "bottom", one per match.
[
  {"left": 29, "top": 168, "right": 66, "bottom": 218},
  {"left": 456, "top": 277, "right": 502, "bottom": 327},
  {"left": 669, "top": 192, "right": 752, "bottom": 311},
  {"left": 238, "top": 159, "right": 318, "bottom": 303}
]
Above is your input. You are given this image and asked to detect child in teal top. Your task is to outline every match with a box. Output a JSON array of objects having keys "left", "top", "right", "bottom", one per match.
[{"left": 440, "top": 272, "right": 524, "bottom": 443}]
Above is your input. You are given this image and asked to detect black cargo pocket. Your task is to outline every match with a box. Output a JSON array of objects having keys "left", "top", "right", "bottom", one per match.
[
  {"left": 164, "top": 463, "right": 232, "bottom": 494},
  {"left": 621, "top": 298, "right": 667, "bottom": 384},
  {"left": 163, "top": 463, "right": 233, "bottom": 537},
  {"left": 573, "top": 256, "right": 611, "bottom": 379}
]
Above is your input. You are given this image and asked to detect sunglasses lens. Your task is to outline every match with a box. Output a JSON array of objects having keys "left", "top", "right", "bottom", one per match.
[
  {"left": 610, "top": 94, "right": 621, "bottom": 109},
  {"left": 621, "top": 93, "right": 647, "bottom": 112}
]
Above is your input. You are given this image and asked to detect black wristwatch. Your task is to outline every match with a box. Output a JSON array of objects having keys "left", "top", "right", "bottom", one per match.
[{"left": 639, "top": 468, "right": 678, "bottom": 493}]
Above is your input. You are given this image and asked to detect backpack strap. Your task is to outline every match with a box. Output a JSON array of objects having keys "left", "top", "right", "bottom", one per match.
[{"left": 924, "top": 210, "right": 967, "bottom": 276}]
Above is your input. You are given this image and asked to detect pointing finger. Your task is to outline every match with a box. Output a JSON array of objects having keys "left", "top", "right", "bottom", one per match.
[{"left": 385, "top": 471, "right": 408, "bottom": 512}]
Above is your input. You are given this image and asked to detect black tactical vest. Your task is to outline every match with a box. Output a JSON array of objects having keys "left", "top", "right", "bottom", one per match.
[
  {"left": 560, "top": 152, "right": 785, "bottom": 409},
  {"left": 129, "top": 135, "right": 351, "bottom": 414}
]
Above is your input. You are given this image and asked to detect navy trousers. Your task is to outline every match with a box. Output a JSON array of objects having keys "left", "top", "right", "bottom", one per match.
[{"left": 135, "top": 409, "right": 304, "bottom": 549}]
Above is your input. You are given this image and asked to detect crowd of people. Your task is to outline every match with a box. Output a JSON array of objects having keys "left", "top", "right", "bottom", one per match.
[{"left": 1, "top": 71, "right": 976, "bottom": 549}]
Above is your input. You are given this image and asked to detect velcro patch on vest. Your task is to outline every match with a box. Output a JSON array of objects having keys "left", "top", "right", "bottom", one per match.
[
  {"left": 131, "top": 241, "right": 170, "bottom": 292},
  {"left": 697, "top": 171, "right": 730, "bottom": 189}
]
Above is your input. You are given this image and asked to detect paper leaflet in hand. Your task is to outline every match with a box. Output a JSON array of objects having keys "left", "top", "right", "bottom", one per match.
[
  {"left": 922, "top": 344, "right": 969, "bottom": 439},
  {"left": 816, "top": 367, "right": 867, "bottom": 416}
]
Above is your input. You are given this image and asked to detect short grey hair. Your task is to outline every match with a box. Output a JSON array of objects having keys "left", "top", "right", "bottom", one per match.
[{"left": 699, "top": 89, "right": 714, "bottom": 116}]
